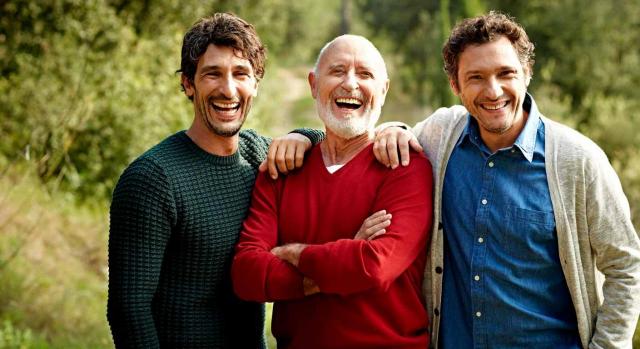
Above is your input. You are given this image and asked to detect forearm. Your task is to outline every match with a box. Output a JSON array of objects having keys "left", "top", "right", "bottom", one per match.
[
  {"left": 232, "top": 247, "right": 306, "bottom": 302},
  {"left": 107, "top": 295, "right": 160, "bottom": 348}
]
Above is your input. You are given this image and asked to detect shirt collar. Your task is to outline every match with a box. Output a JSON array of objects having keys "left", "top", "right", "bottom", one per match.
[
  {"left": 512, "top": 93, "right": 540, "bottom": 162},
  {"left": 456, "top": 93, "right": 540, "bottom": 162}
]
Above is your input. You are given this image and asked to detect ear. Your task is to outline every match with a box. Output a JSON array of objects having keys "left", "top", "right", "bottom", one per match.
[
  {"left": 308, "top": 71, "right": 318, "bottom": 99},
  {"left": 449, "top": 77, "right": 460, "bottom": 96},
  {"left": 252, "top": 79, "right": 259, "bottom": 97},
  {"left": 380, "top": 78, "right": 390, "bottom": 106},
  {"left": 524, "top": 69, "right": 532, "bottom": 87},
  {"left": 181, "top": 74, "right": 195, "bottom": 99}
]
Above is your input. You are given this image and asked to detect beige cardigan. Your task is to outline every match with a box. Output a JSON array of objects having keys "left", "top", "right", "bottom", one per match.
[{"left": 413, "top": 105, "right": 640, "bottom": 348}]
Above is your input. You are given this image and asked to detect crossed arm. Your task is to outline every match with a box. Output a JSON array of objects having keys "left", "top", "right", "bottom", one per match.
[{"left": 270, "top": 209, "right": 392, "bottom": 295}]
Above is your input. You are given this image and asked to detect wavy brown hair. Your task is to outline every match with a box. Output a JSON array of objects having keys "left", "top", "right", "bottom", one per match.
[
  {"left": 178, "top": 13, "right": 266, "bottom": 95},
  {"left": 443, "top": 11, "right": 535, "bottom": 87}
]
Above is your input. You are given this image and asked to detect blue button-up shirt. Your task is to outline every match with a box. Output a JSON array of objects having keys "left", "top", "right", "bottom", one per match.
[{"left": 440, "top": 95, "right": 581, "bottom": 348}]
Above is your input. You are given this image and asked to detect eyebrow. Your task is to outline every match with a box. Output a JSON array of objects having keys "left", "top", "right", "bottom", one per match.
[
  {"left": 327, "top": 63, "right": 375, "bottom": 72},
  {"left": 199, "top": 64, "right": 252, "bottom": 73},
  {"left": 464, "top": 65, "right": 519, "bottom": 76}
]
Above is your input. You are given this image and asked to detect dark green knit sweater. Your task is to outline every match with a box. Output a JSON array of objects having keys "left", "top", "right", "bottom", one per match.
[{"left": 107, "top": 129, "right": 323, "bottom": 348}]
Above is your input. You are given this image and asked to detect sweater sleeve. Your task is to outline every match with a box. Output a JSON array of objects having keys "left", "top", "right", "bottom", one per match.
[
  {"left": 107, "top": 157, "right": 175, "bottom": 348},
  {"left": 584, "top": 150, "right": 640, "bottom": 349},
  {"left": 239, "top": 128, "right": 325, "bottom": 171},
  {"left": 297, "top": 153, "right": 433, "bottom": 295},
  {"left": 290, "top": 128, "right": 325, "bottom": 145},
  {"left": 232, "top": 171, "right": 306, "bottom": 302}
]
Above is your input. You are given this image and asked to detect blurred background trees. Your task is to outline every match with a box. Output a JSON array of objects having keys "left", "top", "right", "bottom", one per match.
[{"left": 1, "top": 0, "right": 639, "bottom": 347}]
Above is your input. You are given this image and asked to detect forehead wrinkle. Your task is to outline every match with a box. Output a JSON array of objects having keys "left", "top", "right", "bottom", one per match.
[{"left": 314, "top": 35, "right": 387, "bottom": 78}]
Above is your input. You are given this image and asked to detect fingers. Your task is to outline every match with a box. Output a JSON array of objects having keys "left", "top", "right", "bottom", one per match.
[
  {"left": 258, "top": 160, "right": 268, "bottom": 173},
  {"left": 283, "top": 142, "right": 297, "bottom": 171},
  {"left": 364, "top": 210, "right": 390, "bottom": 227},
  {"left": 373, "top": 136, "right": 390, "bottom": 167},
  {"left": 294, "top": 141, "right": 306, "bottom": 168},
  {"left": 267, "top": 144, "right": 279, "bottom": 180},
  {"left": 409, "top": 137, "right": 423, "bottom": 153},
  {"left": 355, "top": 210, "right": 392, "bottom": 240},
  {"left": 266, "top": 134, "right": 312, "bottom": 179},
  {"left": 397, "top": 130, "right": 416, "bottom": 167},
  {"left": 275, "top": 142, "right": 288, "bottom": 174},
  {"left": 385, "top": 132, "right": 400, "bottom": 169},
  {"left": 367, "top": 229, "right": 387, "bottom": 241},
  {"left": 366, "top": 209, "right": 388, "bottom": 220},
  {"left": 366, "top": 218, "right": 391, "bottom": 235}
]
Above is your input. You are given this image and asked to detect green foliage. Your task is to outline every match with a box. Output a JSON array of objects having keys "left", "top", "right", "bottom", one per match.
[
  {"left": 0, "top": 0, "right": 190, "bottom": 199},
  {"left": 0, "top": 161, "right": 112, "bottom": 348},
  {"left": 0, "top": 320, "right": 40, "bottom": 349}
]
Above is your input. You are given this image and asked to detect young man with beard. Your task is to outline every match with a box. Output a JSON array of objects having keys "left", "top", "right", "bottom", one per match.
[
  {"left": 106, "top": 13, "right": 326, "bottom": 348},
  {"left": 374, "top": 12, "right": 640, "bottom": 349},
  {"left": 232, "top": 35, "right": 433, "bottom": 349}
]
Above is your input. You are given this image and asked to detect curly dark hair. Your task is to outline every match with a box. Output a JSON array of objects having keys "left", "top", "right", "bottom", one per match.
[
  {"left": 178, "top": 13, "right": 266, "bottom": 91},
  {"left": 443, "top": 11, "right": 535, "bottom": 87}
]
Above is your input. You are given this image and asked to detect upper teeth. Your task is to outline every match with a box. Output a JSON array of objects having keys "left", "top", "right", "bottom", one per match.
[
  {"left": 213, "top": 102, "right": 239, "bottom": 108},
  {"left": 336, "top": 98, "right": 361, "bottom": 105},
  {"left": 484, "top": 101, "right": 507, "bottom": 110}
]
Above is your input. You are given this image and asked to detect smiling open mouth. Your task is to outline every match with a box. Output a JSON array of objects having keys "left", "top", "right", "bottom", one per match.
[
  {"left": 481, "top": 100, "right": 509, "bottom": 110},
  {"left": 211, "top": 100, "right": 240, "bottom": 114},
  {"left": 335, "top": 97, "right": 362, "bottom": 110}
]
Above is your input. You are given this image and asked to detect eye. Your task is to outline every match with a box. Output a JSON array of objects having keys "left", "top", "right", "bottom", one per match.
[
  {"left": 359, "top": 71, "right": 374, "bottom": 79},
  {"left": 330, "top": 68, "right": 345, "bottom": 76},
  {"left": 468, "top": 75, "right": 482, "bottom": 81},
  {"left": 500, "top": 70, "right": 518, "bottom": 78}
]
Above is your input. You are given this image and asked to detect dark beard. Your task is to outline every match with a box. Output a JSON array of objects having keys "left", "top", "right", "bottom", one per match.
[{"left": 203, "top": 114, "right": 244, "bottom": 137}]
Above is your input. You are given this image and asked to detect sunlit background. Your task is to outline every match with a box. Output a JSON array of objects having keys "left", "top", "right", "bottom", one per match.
[{"left": 1, "top": 0, "right": 638, "bottom": 347}]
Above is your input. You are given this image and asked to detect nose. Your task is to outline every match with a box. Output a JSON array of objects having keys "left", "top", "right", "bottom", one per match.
[
  {"left": 484, "top": 77, "right": 503, "bottom": 99},
  {"left": 341, "top": 72, "right": 359, "bottom": 91},
  {"left": 219, "top": 75, "right": 238, "bottom": 99}
]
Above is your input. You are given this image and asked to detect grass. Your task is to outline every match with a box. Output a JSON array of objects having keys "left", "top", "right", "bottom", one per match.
[{"left": 0, "top": 162, "right": 112, "bottom": 348}]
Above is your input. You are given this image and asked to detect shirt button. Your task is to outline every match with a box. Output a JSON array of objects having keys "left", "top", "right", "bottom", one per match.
[
  {"left": 481, "top": 199, "right": 488, "bottom": 205},
  {"left": 488, "top": 161, "right": 494, "bottom": 167},
  {"left": 474, "top": 275, "right": 480, "bottom": 281},
  {"left": 476, "top": 311, "right": 482, "bottom": 317},
  {"left": 478, "top": 237, "right": 484, "bottom": 243},
  {"left": 511, "top": 149, "right": 515, "bottom": 153}
]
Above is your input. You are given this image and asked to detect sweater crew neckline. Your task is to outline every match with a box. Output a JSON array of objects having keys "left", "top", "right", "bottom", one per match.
[{"left": 176, "top": 131, "right": 241, "bottom": 166}]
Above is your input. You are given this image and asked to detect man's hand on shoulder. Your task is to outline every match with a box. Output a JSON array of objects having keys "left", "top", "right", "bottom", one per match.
[
  {"left": 373, "top": 124, "right": 422, "bottom": 169},
  {"left": 259, "top": 133, "right": 312, "bottom": 180}
]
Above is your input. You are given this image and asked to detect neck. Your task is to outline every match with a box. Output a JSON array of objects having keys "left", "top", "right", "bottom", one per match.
[
  {"left": 186, "top": 122, "right": 238, "bottom": 156},
  {"left": 480, "top": 110, "right": 529, "bottom": 153},
  {"left": 320, "top": 129, "right": 373, "bottom": 166}
]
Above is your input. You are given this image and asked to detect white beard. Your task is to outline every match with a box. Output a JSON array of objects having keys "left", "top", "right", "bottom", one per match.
[{"left": 316, "top": 100, "right": 381, "bottom": 139}]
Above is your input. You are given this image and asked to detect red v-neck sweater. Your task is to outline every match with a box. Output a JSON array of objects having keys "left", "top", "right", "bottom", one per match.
[{"left": 233, "top": 143, "right": 433, "bottom": 349}]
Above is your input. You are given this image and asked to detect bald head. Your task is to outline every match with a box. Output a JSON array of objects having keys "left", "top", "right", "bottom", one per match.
[
  {"left": 313, "top": 35, "right": 388, "bottom": 79},
  {"left": 309, "top": 34, "right": 390, "bottom": 140}
]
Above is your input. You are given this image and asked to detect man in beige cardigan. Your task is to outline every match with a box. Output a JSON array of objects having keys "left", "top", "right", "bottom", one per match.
[{"left": 375, "top": 11, "right": 640, "bottom": 349}]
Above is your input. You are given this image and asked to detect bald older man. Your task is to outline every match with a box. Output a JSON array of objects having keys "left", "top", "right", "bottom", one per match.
[{"left": 231, "top": 35, "right": 433, "bottom": 349}]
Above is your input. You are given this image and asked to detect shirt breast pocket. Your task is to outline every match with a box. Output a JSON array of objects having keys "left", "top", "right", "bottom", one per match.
[{"left": 504, "top": 206, "right": 557, "bottom": 254}]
